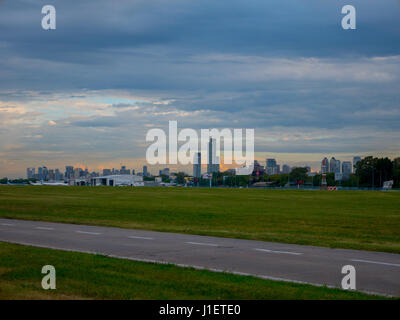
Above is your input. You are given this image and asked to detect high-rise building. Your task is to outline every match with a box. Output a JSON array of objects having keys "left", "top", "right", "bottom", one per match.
[
  {"left": 73, "top": 168, "right": 82, "bottom": 179},
  {"left": 102, "top": 169, "right": 112, "bottom": 176},
  {"left": 342, "top": 161, "right": 352, "bottom": 176},
  {"left": 160, "top": 168, "right": 170, "bottom": 176},
  {"left": 48, "top": 169, "right": 55, "bottom": 181},
  {"left": 353, "top": 156, "right": 361, "bottom": 173},
  {"left": 207, "top": 138, "right": 219, "bottom": 173},
  {"left": 55, "top": 169, "right": 63, "bottom": 181},
  {"left": 329, "top": 157, "right": 340, "bottom": 173},
  {"left": 120, "top": 166, "right": 130, "bottom": 175},
  {"left": 65, "top": 166, "right": 74, "bottom": 179},
  {"left": 266, "top": 159, "right": 277, "bottom": 175},
  {"left": 193, "top": 152, "right": 201, "bottom": 178},
  {"left": 143, "top": 166, "right": 148, "bottom": 177},
  {"left": 336, "top": 160, "right": 341, "bottom": 173},
  {"left": 321, "top": 157, "right": 329, "bottom": 174},
  {"left": 26, "top": 168, "right": 35, "bottom": 179},
  {"left": 42, "top": 167, "right": 48, "bottom": 180},
  {"left": 38, "top": 167, "right": 43, "bottom": 179},
  {"left": 252, "top": 160, "right": 264, "bottom": 174},
  {"left": 329, "top": 157, "right": 336, "bottom": 173},
  {"left": 282, "top": 164, "right": 291, "bottom": 174}
]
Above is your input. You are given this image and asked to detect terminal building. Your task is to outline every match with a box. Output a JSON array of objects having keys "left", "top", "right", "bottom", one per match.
[{"left": 91, "top": 175, "right": 144, "bottom": 187}]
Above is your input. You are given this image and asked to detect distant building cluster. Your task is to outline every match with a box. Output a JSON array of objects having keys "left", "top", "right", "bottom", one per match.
[
  {"left": 26, "top": 136, "right": 363, "bottom": 187},
  {"left": 191, "top": 138, "right": 221, "bottom": 179},
  {"left": 26, "top": 166, "right": 84, "bottom": 181},
  {"left": 250, "top": 159, "right": 310, "bottom": 177},
  {"left": 321, "top": 156, "right": 361, "bottom": 181},
  {"left": 27, "top": 165, "right": 143, "bottom": 184}
]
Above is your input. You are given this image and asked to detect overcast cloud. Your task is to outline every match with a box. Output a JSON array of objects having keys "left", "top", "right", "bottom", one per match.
[{"left": 0, "top": 0, "right": 399, "bottom": 177}]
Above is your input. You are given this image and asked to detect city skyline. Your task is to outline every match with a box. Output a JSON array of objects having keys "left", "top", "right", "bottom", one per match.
[
  {"left": 3, "top": 150, "right": 394, "bottom": 179},
  {"left": 22, "top": 154, "right": 367, "bottom": 181}
]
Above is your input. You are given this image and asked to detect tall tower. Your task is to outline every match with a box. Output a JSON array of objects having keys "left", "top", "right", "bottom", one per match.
[
  {"left": 353, "top": 156, "right": 361, "bottom": 173},
  {"left": 207, "top": 138, "right": 219, "bottom": 173},
  {"left": 321, "top": 157, "right": 328, "bottom": 190},
  {"left": 193, "top": 152, "right": 201, "bottom": 178},
  {"left": 143, "top": 165, "right": 148, "bottom": 177}
]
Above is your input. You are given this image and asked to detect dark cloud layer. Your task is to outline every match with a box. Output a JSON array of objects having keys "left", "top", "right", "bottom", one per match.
[{"left": 0, "top": 0, "right": 399, "bottom": 177}]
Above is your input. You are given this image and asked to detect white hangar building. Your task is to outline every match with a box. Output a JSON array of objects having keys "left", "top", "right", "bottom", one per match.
[{"left": 91, "top": 175, "right": 144, "bottom": 187}]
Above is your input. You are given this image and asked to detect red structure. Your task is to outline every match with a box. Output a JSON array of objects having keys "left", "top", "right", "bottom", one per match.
[{"left": 321, "top": 158, "right": 328, "bottom": 190}]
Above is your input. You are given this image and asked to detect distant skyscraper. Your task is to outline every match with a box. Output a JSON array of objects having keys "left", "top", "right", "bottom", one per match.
[
  {"left": 282, "top": 164, "right": 291, "bottom": 174},
  {"left": 143, "top": 166, "right": 148, "bottom": 177},
  {"left": 321, "top": 157, "right": 329, "bottom": 174},
  {"left": 55, "top": 169, "right": 62, "bottom": 181},
  {"left": 193, "top": 152, "right": 201, "bottom": 178},
  {"left": 120, "top": 166, "right": 130, "bottom": 175},
  {"left": 102, "top": 169, "right": 112, "bottom": 176},
  {"left": 65, "top": 166, "right": 74, "bottom": 179},
  {"left": 48, "top": 169, "right": 55, "bottom": 181},
  {"left": 74, "top": 168, "right": 82, "bottom": 179},
  {"left": 207, "top": 138, "right": 219, "bottom": 173},
  {"left": 342, "top": 161, "right": 352, "bottom": 176},
  {"left": 253, "top": 160, "right": 264, "bottom": 174},
  {"left": 336, "top": 160, "right": 341, "bottom": 173},
  {"left": 26, "top": 168, "right": 35, "bottom": 179},
  {"left": 329, "top": 157, "right": 339, "bottom": 173},
  {"left": 353, "top": 156, "right": 361, "bottom": 173},
  {"left": 266, "top": 159, "right": 277, "bottom": 175},
  {"left": 42, "top": 167, "right": 48, "bottom": 180}
]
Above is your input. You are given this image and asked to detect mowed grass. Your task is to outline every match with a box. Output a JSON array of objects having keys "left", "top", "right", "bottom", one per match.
[
  {"left": 0, "top": 241, "right": 387, "bottom": 300},
  {"left": 0, "top": 186, "right": 399, "bottom": 253}
]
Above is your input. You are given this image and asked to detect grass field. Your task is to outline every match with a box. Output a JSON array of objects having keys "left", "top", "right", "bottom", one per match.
[
  {"left": 0, "top": 241, "right": 387, "bottom": 300},
  {"left": 0, "top": 186, "right": 399, "bottom": 253}
]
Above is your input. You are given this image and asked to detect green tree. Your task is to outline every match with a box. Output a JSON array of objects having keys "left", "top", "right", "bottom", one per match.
[
  {"left": 393, "top": 157, "right": 400, "bottom": 188},
  {"left": 289, "top": 167, "right": 308, "bottom": 184},
  {"left": 375, "top": 157, "right": 393, "bottom": 187},
  {"left": 326, "top": 173, "right": 336, "bottom": 186},
  {"left": 341, "top": 174, "right": 359, "bottom": 187},
  {"left": 355, "top": 156, "right": 393, "bottom": 188},
  {"left": 313, "top": 174, "right": 321, "bottom": 187},
  {"left": 176, "top": 172, "right": 186, "bottom": 185}
]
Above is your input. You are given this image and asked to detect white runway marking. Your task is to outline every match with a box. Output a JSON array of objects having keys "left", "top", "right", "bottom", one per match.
[
  {"left": 128, "top": 236, "right": 154, "bottom": 240},
  {"left": 75, "top": 230, "right": 101, "bottom": 235},
  {"left": 255, "top": 248, "right": 303, "bottom": 256},
  {"left": 186, "top": 241, "right": 219, "bottom": 247},
  {"left": 351, "top": 259, "right": 400, "bottom": 268},
  {"left": 35, "top": 227, "right": 54, "bottom": 231},
  {"left": 0, "top": 223, "right": 14, "bottom": 226}
]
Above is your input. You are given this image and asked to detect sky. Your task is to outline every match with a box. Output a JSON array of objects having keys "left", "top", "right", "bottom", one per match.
[{"left": 0, "top": 0, "right": 400, "bottom": 177}]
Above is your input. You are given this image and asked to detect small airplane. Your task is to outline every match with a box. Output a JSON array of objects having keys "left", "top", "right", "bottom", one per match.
[{"left": 30, "top": 181, "right": 68, "bottom": 186}]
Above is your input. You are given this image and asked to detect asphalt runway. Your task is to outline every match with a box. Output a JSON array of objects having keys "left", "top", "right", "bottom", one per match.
[{"left": 0, "top": 218, "right": 399, "bottom": 297}]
